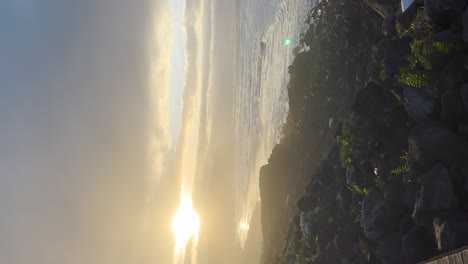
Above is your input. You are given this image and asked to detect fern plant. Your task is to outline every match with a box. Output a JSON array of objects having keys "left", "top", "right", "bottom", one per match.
[
  {"left": 372, "top": 200, "right": 385, "bottom": 213},
  {"left": 432, "top": 41, "right": 465, "bottom": 55},
  {"left": 433, "top": 42, "right": 454, "bottom": 54},
  {"left": 390, "top": 165, "right": 410, "bottom": 175},
  {"left": 390, "top": 89, "right": 405, "bottom": 105},
  {"left": 397, "top": 70, "right": 430, "bottom": 88},
  {"left": 374, "top": 176, "right": 385, "bottom": 190},
  {"left": 379, "top": 69, "right": 388, "bottom": 81},
  {"left": 410, "top": 39, "right": 431, "bottom": 70},
  {"left": 390, "top": 151, "right": 413, "bottom": 184},
  {"left": 348, "top": 184, "right": 369, "bottom": 196}
]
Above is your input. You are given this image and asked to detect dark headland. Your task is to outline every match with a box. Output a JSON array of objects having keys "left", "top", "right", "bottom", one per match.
[{"left": 259, "top": 0, "right": 468, "bottom": 263}]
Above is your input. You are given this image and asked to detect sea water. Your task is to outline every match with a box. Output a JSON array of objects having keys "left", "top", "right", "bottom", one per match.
[{"left": 233, "top": 0, "right": 317, "bottom": 248}]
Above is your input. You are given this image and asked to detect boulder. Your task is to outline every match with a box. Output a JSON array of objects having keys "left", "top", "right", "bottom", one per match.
[
  {"left": 460, "top": 84, "right": 468, "bottom": 113},
  {"left": 335, "top": 232, "right": 361, "bottom": 261},
  {"left": 364, "top": 0, "right": 398, "bottom": 18},
  {"left": 433, "top": 211, "right": 468, "bottom": 252},
  {"left": 438, "top": 57, "right": 464, "bottom": 94},
  {"left": 399, "top": 213, "right": 415, "bottom": 234},
  {"left": 404, "top": 86, "right": 434, "bottom": 123},
  {"left": 336, "top": 186, "right": 352, "bottom": 212},
  {"left": 325, "top": 240, "right": 342, "bottom": 264},
  {"left": 382, "top": 15, "right": 397, "bottom": 37},
  {"left": 346, "top": 165, "right": 368, "bottom": 187},
  {"left": 384, "top": 181, "right": 405, "bottom": 201},
  {"left": 353, "top": 82, "right": 387, "bottom": 119},
  {"left": 383, "top": 38, "right": 412, "bottom": 77},
  {"left": 362, "top": 192, "right": 387, "bottom": 241},
  {"left": 425, "top": 0, "right": 468, "bottom": 27},
  {"left": 464, "top": 165, "right": 468, "bottom": 196},
  {"left": 402, "top": 182, "right": 419, "bottom": 211},
  {"left": 362, "top": 192, "right": 401, "bottom": 241},
  {"left": 403, "top": 227, "right": 438, "bottom": 264},
  {"left": 375, "top": 137, "right": 407, "bottom": 179},
  {"left": 449, "top": 159, "right": 468, "bottom": 203},
  {"left": 464, "top": 9, "right": 468, "bottom": 42},
  {"left": 441, "top": 90, "right": 466, "bottom": 127},
  {"left": 354, "top": 82, "right": 407, "bottom": 129},
  {"left": 375, "top": 233, "right": 405, "bottom": 264},
  {"left": 408, "top": 122, "right": 466, "bottom": 171},
  {"left": 412, "top": 164, "right": 459, "bottom": 226},
  {"left": 397, "top": 0, "right": 424, "bottom": 29},
  {"left": 351, "top": 254, "right": 370, "bottom": 264},
  {"left": 432, "top": 29, "right": 462, "bottom": 44},
  {"left": 300, "top": 211, "right": 318, "bottom": 237},
  {"left": 297, "top": 194, "right": 316, "bottom": 211}
]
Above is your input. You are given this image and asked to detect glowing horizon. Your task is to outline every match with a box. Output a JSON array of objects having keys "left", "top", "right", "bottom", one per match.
[{"left": 172, "top": 193, "right": 200, "bottom": 264}]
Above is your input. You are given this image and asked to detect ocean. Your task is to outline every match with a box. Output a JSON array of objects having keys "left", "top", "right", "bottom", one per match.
[{"left": 233, "top": 0, "right": 316, "bottom": 248}]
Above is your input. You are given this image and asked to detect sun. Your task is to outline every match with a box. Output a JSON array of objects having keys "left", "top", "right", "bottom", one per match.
[{"left": 172, "top": 195, "right": 200, "bottom": 251}]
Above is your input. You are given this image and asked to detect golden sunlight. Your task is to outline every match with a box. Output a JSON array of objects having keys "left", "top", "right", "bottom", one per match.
[{"left": 172, "top": 195, "right": 200, "bottom": 252}]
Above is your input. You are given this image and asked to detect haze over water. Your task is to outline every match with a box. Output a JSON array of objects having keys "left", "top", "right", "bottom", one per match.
[{"left": 234, "top": 0, "right": 315, "bottom": 247}]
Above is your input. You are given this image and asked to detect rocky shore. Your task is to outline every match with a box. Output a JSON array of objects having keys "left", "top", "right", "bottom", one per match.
[{"left": 259, "top": 0, "right": 468, "bottom": 263}]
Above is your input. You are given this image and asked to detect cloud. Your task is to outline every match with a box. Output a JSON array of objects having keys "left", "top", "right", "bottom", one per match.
[
  {"left": 0, "top": 0, "right": 176, "bottom": 263},
  {"left": 147, "top": 0, "right": 175, "bottom": 186},
  {"left": 171, "top": 0, "right": 207, "bottom": 263},
  {"left": 174, "top": 0, "right": 205, "bottom": 191}
]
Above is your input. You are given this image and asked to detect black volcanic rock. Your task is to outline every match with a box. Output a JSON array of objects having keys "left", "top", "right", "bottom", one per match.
[
  {"left": 464, "top": 9, "right": 468, "bottom": 42},
  {"left": 425, "top": 0, "right": 468, "bottom": 28},
  {"left": 433, "top": 210, "right": 468, "bottom": 252},
  {"left": 438, "top": 57, "right": 465, "bottom": 94},
  {"left": 353, "top": 82, "right": 407, "bottom": 129},
  {"left": 408, "top": 122, "right": 466, "bottom": 172},
  {"left": 382, "top": 38, "right": 412, "bottom": 77},
  {"left": 297, "top": 194, "right": 316, "bottom": 212},
  {"left": 362, "top": 192, "right": 400, "bottom": 241},
  {"left": 325, "top": 240, "right": 342, "bottom": 264},
  {"left": 375, "top": 233, "right": 405, "bottom": 264},
  {"left": 382, "top": 15, "right": 397, "bottom": 37},
  {"left": 397, "top": 0, "right": 424, "bottom": 29},
  {"left": 441, "top": 90, "right": 466, "bottom": 127},
  {"left": 460, "top": 84, "right": 468, "bottom": 114},
  {"left": 404, "top": 86, "right": 434, "bottom": 123},
  {"left": 403, "top": 226, "right": 438, "bottom": 264},
  {"left": 412, "top": 164, "right": 458, "bottom": 226}
]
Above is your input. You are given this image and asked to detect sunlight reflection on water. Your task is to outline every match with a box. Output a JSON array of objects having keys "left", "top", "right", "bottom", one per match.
[{"left": 233, "top": 0, "right": 315, "bottom": 248}]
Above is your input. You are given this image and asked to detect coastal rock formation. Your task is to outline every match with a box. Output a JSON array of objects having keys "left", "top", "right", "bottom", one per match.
[
  {"left": 433, "top": 211, "right": 468, "bottom": 252},
  {"left": 412, "top": 164, "right": 459, "bottom": 226},
  {"left": 425, "top": 0, "right": 468, "bottom": 27},
  {"left": 260, "top": 0, "right": 468, "bottom": 263}
]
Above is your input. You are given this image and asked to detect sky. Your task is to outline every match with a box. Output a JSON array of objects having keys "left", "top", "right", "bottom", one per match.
[
  {"left": 168, "top": 0, "right": 186, "bottom": 143},
  {"left": 0, "top": 0, "right": 240, "bottom": 263}
]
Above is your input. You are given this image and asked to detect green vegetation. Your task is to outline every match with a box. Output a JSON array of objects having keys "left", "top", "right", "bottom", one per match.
[
  {"left": 273, "top": 2, "right": 382, "bottom": 261},
  {"left": 390, "top": 165, "right": 410, "bottom": 175},
  {"left": 264, "top": 0, "right": 465, "bottom": 263},
  {"left": 390, "top": 89, "right": 405, "bottom": 105},
  {"left": 337, "top": 113, "right": 374, "bottom": 168},
  {"left": 409, "top": 39, "right": 431, "bottom": 70},
  {"left": 390, "top": 152, "right": 413, "bottom": 184},
  {"left": 278, "top": 216, "right": 316, "bottom": 264},
  {"left": 397, "top": 70, "right": 431, "bottom": 88},
  {"left": 348, "top": 184, "right": 370, "bottom": 196},
  {"left": 267, "top": 1, "right": 468, "bottom": 263},
  {"left": 432, "top": 41, "right": 465, "bottom": 55}
]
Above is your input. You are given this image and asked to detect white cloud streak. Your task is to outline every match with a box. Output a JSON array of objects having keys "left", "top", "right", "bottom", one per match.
[
  {"left": 148, "top": 1, "right": 174, "bottom": 186},
  {"left": 172, "top": 0, "right": 207, "bottom": 263}
]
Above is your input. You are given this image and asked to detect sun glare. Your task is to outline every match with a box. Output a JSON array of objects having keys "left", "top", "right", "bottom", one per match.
[{"left": 172, "top": 195, "right": 200, "bottom": 252}]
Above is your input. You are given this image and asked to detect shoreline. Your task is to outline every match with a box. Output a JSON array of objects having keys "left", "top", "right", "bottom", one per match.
[{"left": 260, "top": 0, "right": 468, "bottom": 263}]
